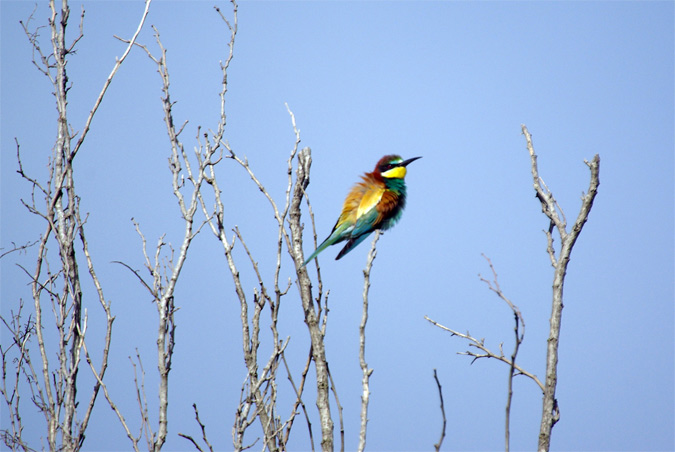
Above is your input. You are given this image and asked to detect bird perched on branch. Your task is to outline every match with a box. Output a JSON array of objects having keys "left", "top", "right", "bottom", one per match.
[{"left": 302, "top": 155, "right": 422, "bottom": 266}]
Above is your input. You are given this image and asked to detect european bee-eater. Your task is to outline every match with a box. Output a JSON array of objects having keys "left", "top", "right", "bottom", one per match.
[{"left": 302, "top": 155, "right": 421, "bottom": 266}]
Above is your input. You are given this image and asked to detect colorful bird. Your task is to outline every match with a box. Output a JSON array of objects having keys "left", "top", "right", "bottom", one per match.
[{"left": 302, "top": 155, "right": 422, "bottom": 266}]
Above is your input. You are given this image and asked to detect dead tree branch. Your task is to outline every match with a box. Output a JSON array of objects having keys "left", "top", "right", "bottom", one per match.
[
  {"left": 169, "top": 3, "right": 324, "bottom": 450},
  {"left": 288, "top": 149, "right": 335, "bottom": 452},
  {"left": 427, "top": 126, "right": 599, "bottom": 451},
  {"left": 0, "top": 301, "right": 35, "bottom": 452},
  {"left": 119, "top": 2, "right": 333, "bottom": 449},
  {"left": 432, "top": 369, "right": 446, "bottom": 452},
  {"left": 478, "top": 254, "right": 525, "bottom": 452},
  {"left": 425, "top": 252, "right": 540, "bottom": 449},
  {"left": 0, "top": 237, "right": 40, "bottom": 259},
  {"left": 357, "top": 232, "right": 379, "bottom": 452},
  {"left": 3, "top": 0, "right": 150, "bottom": 450},
  {"left": 107, "top": 5, "right": 234, "bottom": 450},
  {"left": 522, "top": 125, "right": 600, "bottom": 451},
  {"left": 282, "top": 349, "right": 315, "bottom": 450},
  {"left": 426, "top": 256, "right": 536, "bottom": 452},
  {"left": 425, "top": 316, "right": 543, "bottom": 392},
  {"left": 177, "top": 404, "right": 214, "bottom": 452}
]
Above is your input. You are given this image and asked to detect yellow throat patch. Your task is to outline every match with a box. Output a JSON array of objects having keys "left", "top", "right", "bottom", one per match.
[{"left": 381, "top": 166, "right": 407, "bottom": 179}]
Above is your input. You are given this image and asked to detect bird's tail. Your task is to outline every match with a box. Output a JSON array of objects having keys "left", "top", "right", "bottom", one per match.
[
  {"left": 335, "top": 233, "right": 371, "bottom": 260},
  {"left": 301, "top": 236, "right": 338, "bottom": 267}
]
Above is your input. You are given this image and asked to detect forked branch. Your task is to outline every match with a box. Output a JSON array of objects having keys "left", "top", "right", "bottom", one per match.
[
  {"left": 4, "top": 0, "right": 151, "bottom": 450},
  {"left": 522, "top": 125, "right": 600, "bottom": 452},
  {"left": 427, "top": 126, "right": 599, "bottom": 452}
]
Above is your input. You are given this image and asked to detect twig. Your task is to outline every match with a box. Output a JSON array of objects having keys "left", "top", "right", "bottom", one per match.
[
  {"left": 432, "top": 369, "right": 446, "bottom": 452},
  {"left": 327, "top": 363, "right": 344, "bottom": 452},
  {"left": 282, "top": 349, "right": 314, "bottom": 451},
  {"left": 71, "top": 0, "right": 152, "bottom": 160},
  {"left": 82, "top": 341, "right": 141, "bottom": 452},
  {"left": 477, "top": 254, "right": 525, "bottom": 452},
  {"left": 178, "top": 404, "right": 213, "bottom": 452},
  {"left": 424, "top": 316, "right": 544, "bottom": 393},
  {"left": 357, "top": 231, "right": 379, "bottom": 452},
  {"left": 0, "top": 239, "right": 40, "bottom": 259}
]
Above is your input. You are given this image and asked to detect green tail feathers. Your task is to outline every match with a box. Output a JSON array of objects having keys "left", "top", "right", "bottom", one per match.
[
  {"left": 302, "top": 230, "right": 373, "bottom": 267},
  {"left": 301, "top": 237, "right": 336, "bottom": 267},
  {"left": 301, "top": 221, "right": 351, "bottom": 267}
]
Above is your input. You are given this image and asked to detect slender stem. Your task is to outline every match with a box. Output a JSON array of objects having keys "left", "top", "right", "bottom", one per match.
[
  {"left": 432, "top": 369, "right": 446, "bottom": 452},
  {"left": 505, "top": 312, "right": 522, "bottom": 452},
  {"left": 357, "top": 231, "right": 379, "bottom": 452}
]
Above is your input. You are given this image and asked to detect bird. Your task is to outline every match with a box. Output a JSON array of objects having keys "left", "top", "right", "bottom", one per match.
[{"left": 302, "top": 155, "right": 422, "bottom": 266}]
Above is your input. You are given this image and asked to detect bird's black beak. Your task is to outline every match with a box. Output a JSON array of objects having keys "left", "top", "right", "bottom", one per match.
[{"left": 401, "top": 156, "right": 422, "bottom": 167}]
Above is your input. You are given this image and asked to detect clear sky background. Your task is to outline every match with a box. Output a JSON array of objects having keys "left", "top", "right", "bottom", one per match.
[{"left": 1, "top": 1, "right": 673, "bottom": 451}]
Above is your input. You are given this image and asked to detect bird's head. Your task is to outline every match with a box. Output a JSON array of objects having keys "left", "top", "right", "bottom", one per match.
[{"left": 374, "top": 155, "right": 422, "bottom": 179}]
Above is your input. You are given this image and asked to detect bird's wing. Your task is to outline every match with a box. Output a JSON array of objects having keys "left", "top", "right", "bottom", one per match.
[
  {"left": 356, "top": 186, "right": 384, "bottom": 219},
  {"left": 351, "top": 207, "right": 379, "bottom": 238},
  {"left": 346, "top": 191, "right": 398, "bottom": 255},
  {"left": 355, "top": 188, "right": 402, "bottom": 232},
  {"left": 343, "top": 185, "right": 383, "bottom": 238}
]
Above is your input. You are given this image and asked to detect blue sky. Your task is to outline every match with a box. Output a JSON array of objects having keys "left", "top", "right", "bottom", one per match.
[{"left": 1, "top": 1, "right": 673, "bottom": 451}]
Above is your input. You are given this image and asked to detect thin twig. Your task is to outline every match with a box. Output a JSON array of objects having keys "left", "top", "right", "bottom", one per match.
[
  {"left": 326, "top": 363, "right": 344, "bottom": 452},
  {"left": 477, "top": 254, "right": 525, "bottom": 452},
  {"left": 71, "top": 0, "right": 152, "bottom": 160},
  {"left": 424, "top": 316, "right": 544, "bottom": 393},
  {"left": 282, "top": 349, "right": 314, "bottom": 451},
  {"left": 178, "top": 404, "right": 213, "bottom": 452},
  {"left": 357, "top": 231, "right": 379, "bottom": 452},
  {"left": 432, "top": 369, "right": 446, "bottom": 452}
]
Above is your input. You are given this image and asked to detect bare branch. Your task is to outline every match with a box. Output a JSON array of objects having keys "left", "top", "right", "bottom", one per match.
[
  {"left": 326, "top": 364, "right": 344, "bottom": 452},
  {"left": 5, "top": 0, "right": 152, "bottom": 449},
  {"left": 478, "top": 254, "right": 525, "bottom": 329},
  {"left": 178, "top": 404, "right": 213, "bottom": 452},
  {"left": 522, "top": 125, "right": 600, "bottom": 452},
  {"left": 428, "top": 249, "right": 536, "bottom": 452},
  {"left": 432, "top": 369, "right": 446, "bottom": 452},
  {"left": 357, "top": 232, "right": 379, "bottom": 452},
  {"left": 69, "top": 0, "right": 152, "bottom": 160},
  {"left": 111, "top": 260, "right": 156, "bottom": 298},
  {"left": 0, "top": 300, "right": 37, "bottom": 452},
  {"left": 424, "top": 316, "right": 544, "bottom": 393},
  {"left": 0, "top": 239, "right": 40, "bottom": 260},
  {"left": 82, "top": 342, "right": 141, "bottom": 452},
  {"left": 282, "top": 349, "right": 315, "bottom": 451},
  {"left": 475, "top": 253, "right": 526, "bottom": 451},
  {"left": 177, "top": 434, "right": 205, "bottom": 452},
  {"left": 288, "top": 148, "right": 335, "bottom": 451}
]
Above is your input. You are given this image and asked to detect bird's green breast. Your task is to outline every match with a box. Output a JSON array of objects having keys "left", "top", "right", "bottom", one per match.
[{"left": 384, "top": 178, "right": 407, "bottom": 196}]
